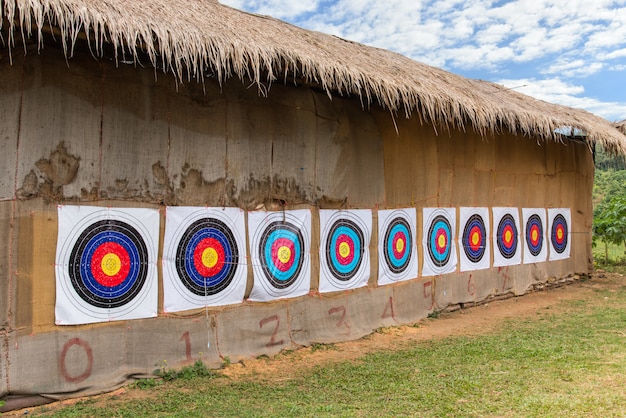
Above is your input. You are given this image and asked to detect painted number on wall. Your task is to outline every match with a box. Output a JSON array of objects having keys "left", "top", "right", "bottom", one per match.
[
  {"left": 59, "top": 338, "right": 93, "bottom": 383},
  {"left": 328, "top": 305, "right": 351, "bottom": 335},
  {"left": 259, "top": 315, "right": 285, "bottom": 348}
]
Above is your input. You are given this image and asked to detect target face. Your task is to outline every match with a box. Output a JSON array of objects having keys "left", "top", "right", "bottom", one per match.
[
  {"left": 463, "top": 215, "right": 487, "bottom": 263},
  {"left": 422, "top": 208, "right": 457, "bottom": 276},
  {"left": 259, "top": 221, "right": 305, "bottom": 288},
  {"left": 319, "top": 210, "right": 371, "bottom": 292},
  {"left": 249, "top": 210, "right": 311, "bottom": 301},
  {"left": 548, "top": 208, "right": 571, "bottom": 260},
  {"left": 551, "top": 215, "right": 567, "bottom": 253},
  {"left": 492, "top": 207, "right": 521, "bottom": 267},
  {"left": 69, "top": 220, "right": 148, "bottom": 308},
  {"left": 378, "top": 209, "right": 417, "bottom": 285},
  {"left": 458, "top": 208, "right": 490, "bottom": 272},
  {"left": 522, "top": 208, "right": 547, "bottom": 264},
  {"left": 162, "top": 207, "right": 247, "bottom": 311},
  {"left": 55, "top": 206, "right": 159, "bottom": 325},
  {"left": 526, "top": 215, "right": 543, "bottom": 256}
]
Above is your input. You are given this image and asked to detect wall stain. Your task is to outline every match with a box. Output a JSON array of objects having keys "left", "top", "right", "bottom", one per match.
[{"left": 17, "top": 142, "right": 80, "bottom": 202}]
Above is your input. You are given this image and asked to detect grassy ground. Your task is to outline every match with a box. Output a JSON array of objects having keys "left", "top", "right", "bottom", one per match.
[
  {"left": 593, "top": 240, "right": 626, "bottom": 268},
  {"left": 27, "top": 275, "right": 626, "bottom": 418}
]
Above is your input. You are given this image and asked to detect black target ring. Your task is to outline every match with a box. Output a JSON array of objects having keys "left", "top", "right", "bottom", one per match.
[
  {"left": 525, "top": 214, "right": 544, "bottom": 257},
  {"left": 68, "top": 220, "right": 149, "bottom": 309},
  {"left": 175, "top": 218, "right": 239, "bottom": 297},
  {"left": 496, "top": 214, "right": 518, "bottom": 259},
  {"left": 383, "top": 217, "right": 412, "bottom": 274},
  {"left": 259, "top": 221, "right": 305, "bottom": 289}
]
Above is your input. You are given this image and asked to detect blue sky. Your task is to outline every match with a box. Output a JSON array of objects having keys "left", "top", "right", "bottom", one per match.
[{"left": 220, "top": 0, "right": 626, "bottom": 122}]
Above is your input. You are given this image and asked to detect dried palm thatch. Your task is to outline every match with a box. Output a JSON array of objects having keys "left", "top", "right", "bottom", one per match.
[
  {"left": 616, "top": 120, "right": 626, "bottom": 136},
  {"left": 1, "top": 0, "right": 625, "bottom": 154}
]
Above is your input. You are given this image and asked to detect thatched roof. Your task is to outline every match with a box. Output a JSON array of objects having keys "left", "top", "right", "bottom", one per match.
[
  {"left": 2, "top": 0, "right": 625, "bottom": 154},
  {"left": 616, "top": 120, "right": 626, "bottom": 136}
]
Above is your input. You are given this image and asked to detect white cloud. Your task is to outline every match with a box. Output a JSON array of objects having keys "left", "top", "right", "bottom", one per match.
[
  {"left": 219, "top": 0, "right": 626, "bottom": 120},
  {"left": 497, "top": 78, "right": 626, "bottom": 121}
]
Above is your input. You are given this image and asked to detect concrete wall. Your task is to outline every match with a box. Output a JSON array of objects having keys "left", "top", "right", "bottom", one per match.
[{"left": 0, "top": 47, "right": 594, "bottom": 405}]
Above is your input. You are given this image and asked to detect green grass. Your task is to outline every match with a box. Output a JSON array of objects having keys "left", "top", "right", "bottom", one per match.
[
  {"left": 33, "top": 284, "right": 626, "bottom": 418},
  {"left": 593, "top": 239, "right": 626, "bottom": 271}
]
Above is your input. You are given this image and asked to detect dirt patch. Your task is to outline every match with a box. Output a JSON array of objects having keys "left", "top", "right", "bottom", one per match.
[{"left": 5, "top": 271, "right": 623, "bottom": 415}]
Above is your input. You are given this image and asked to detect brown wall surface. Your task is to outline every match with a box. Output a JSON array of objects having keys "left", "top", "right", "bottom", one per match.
[{"left": 0, "top": 48, "right": 594, "bottom": 405}]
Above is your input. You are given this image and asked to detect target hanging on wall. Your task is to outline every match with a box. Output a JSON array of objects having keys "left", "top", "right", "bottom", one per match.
[
  {"left": 162, "top": 207, "right": 247, "bottom": 312},
  {"left": 248, "top": 209, "right": 311, "bottom": 301},
  {"left": 55, "top": 206, "right": 159, "bottom": 325},
  {"left": 422, "top": 208, "right": 457, "bottom": 276},
  {"left": 522, "top": 208, "right": 547, "bottom": 264},
  {"left": 377, "top": 208, "right": 417, "bottom": 285},
  {"left": 548, "top": 208, "right": 571, "bottom": 261},
  {"left": 492, "top": 207, "right": 521, "bottom": 267},
  {"left": 319, "top": 209, "right": 372, "bottom": 293},
  {"left": 458, "top": 207, "right": 491, "bottom": 272}
]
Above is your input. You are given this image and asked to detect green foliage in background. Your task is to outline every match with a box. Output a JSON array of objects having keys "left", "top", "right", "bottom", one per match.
[{"left": 593, "top": 146, "right": 626, "bottom": 265}]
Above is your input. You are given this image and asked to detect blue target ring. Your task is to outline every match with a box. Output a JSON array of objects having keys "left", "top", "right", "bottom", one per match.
[
  {"left": 69, "top": 220, "right": 148, "bottom": 309},
  {"left": 551, "top": 214, "right": 568, "bottom": 254},
  {"left": 428, "top": 215, "right": 452, "bottom": 267},
  {"left": 497, "top": 214, "right": 518, "bottom": 259},
  {"left": 326, "top": 219, "right": 364, "bottom": 280},
  {"left": 525, "top": 214, "right": 544, "bottom": 257},
  {"left": 462, "top": 214, "right": 486, "bottom": 263},
  {"left": 176, "top": 218, "right": 238, "bottom": 296},
  {"left": 383, "top": 218, "right": 411, "bottom": 273},
  {"left": 259, "top": 221, "right": 304, "bottom": 289}
]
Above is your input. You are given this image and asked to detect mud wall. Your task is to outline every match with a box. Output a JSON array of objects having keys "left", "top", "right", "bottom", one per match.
[{"left": 0, "top": 48, "right": 593, "bottom": 405}]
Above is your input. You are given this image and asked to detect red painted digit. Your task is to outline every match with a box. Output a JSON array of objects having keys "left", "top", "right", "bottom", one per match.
[
  {"left": 467, "top": 274, "right": 476, "bottom": 296},
  {"left": 381, "top": 296, "right": 398, "bottom": 322},
  {"left": 179, "top": 331, "right": 193, "bottom": 362},
  {"left": 59, "top": 338, "right": 93, "bottom": 383},
  {"left": 259, "top": 315, "right": 285, "bottom": 348},
  {"left": 328, "top": 306, "right": 350, "bottom": 334},
  {"left": 498, "top": 266, "right": 512, "bottom": 292},
  {"left": 423, "top": 280, "right": 434, "bottom": 310}
]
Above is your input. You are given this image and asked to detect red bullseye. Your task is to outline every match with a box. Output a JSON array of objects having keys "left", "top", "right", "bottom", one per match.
[
  {"left": 435, "top": 228, "right": 448, "bottom": 254},
  {"left": 335, "top": 234, "right": 355, "bottom": 265},
  {"left": 529, "top": 224, "right": 541, "bottom": 246},
  {"left": 469, "top": 225, "right": 483, "bottom": 251},
  {"left": 502, "top": 225, "right": 515, "bottom": 248},
  {"left": 555, "top": 225, "right": 565, "bottom": 244},
  {"left": 90, "top": 242, "right": 131, "bottom": 287},
  {"left": 193, "top": 237, "right": 225, "bottom": 277},
  {"left": 271, "top": 237, "right": 295, "bottom": 272},
  {"left": 392, "top": 231, "right": 406, "bottom": 259}
]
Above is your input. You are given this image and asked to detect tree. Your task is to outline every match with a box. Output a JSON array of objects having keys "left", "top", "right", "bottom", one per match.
[{"left": 593, "top": 194, "right": 626, "bottom": 263}]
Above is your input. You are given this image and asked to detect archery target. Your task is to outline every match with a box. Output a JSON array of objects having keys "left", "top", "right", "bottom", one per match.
[
  {"left": 458, "top": 207, "right": 490, "bottom": 272},
  {"left": 162, "top": 207, "right": 247, "bottom": 311},
  {"left": 422, "top": 208, "right": 457, "bottom": 276},
  {"left": 378, "top": 208, "right": 417, "bottom": 285},
  {"left": 492, "top": 207, "right": 521, "bottom": 267},
  {"left": 548, "top": 208, "right": 571, "bottom": 260},
  {"left": 248, "top": 210, "right": 311, "bottom": 301},
  {"left": 55, "top": 206, "right": 159, "bottom": 325},
  {"left": 319, "top": 209, "right": 372, "bottom": 292},
  {"left": 522, "top": 208, "right": 547, "bottom": 264}
]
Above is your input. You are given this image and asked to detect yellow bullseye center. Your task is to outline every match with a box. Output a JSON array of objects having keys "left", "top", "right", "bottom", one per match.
[
  {"left": 395, "top": 238, "right": 405, "bottom": 253},
  {"left": 339, "top": 242, "right": 351, "bottom": 258},
  {"left": 557, "top": 229, "right": 563, "bottom": 240},
  {"left": 101, "top": 253, "right": 121, "bottom": 277},
  {"left": 278, "top": 246, "right": 292, "bottom": 263},
  {"left": 531, "top": 229, "right": 538, "bottom": 241},
  {"left": 202, "top": 248, "right": 219, "bottom": 268},
  {"left": 471, "top": 232, "right": 480, "bottom": 246},
  {"left": 438, "top": 234, "right": 446, "bottom": 248},
  {"left": 505, "top": 230, "right": 512, "bottom": 243}
]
